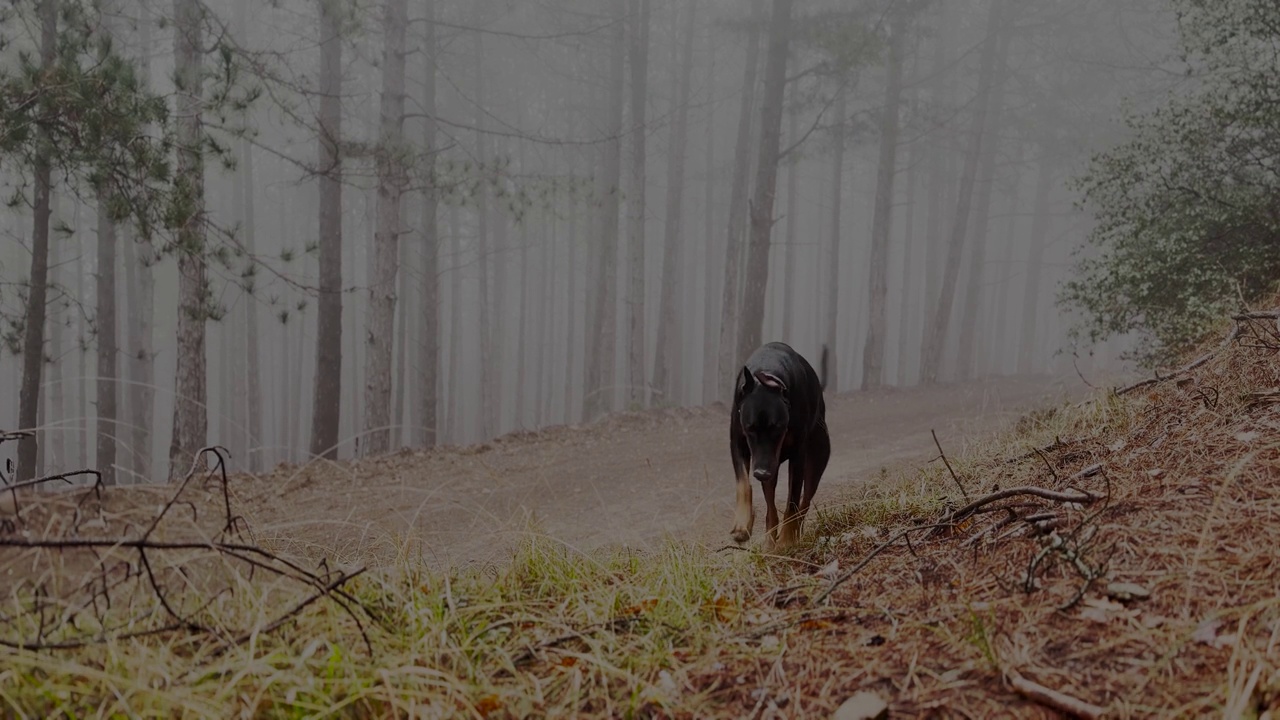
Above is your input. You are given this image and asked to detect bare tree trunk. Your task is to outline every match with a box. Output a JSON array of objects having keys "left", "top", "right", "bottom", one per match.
[
  {"left": 309, "top": 0, "right": 344, "bottom": 460},
  {"left": 861, "top": 10, "right": 907, "bottom": 390},
  {"left": 699, "top": 38, "right": 718, "bottom": 404},
  {"left": 168, "top": 0, "right": 209, "bottom": 480},
  {"left": 563, "top": 201, "right": 578, "bottom": 423},
  {"left": 781, "top": 84, "right": 800, "bottom": 345},
  {"left": 896, "top": 77, "right": 920, "bottom": 386},
  {"left": 471, "top": 29, "right": 496, "bottom": 440},
  {"left": 418, "top": 0, "right": 440, "bottom": 447},
  {"left": 362, "top": 0, "right": 409, "bottom": 457},
  {"left": 736, "top": 0, "right": 792, "bottom": 366},
  {"left": 920, "top": 0, "right": 1008, "bottom": 385},
  {"left": 515, "top": 215, "right": 530, "bottom": 427},
  {"left": 448, "top": 204, "right": 463, "bottom": 441},
  {"left": 584, "top": 1, "right": 626, "bottom": 421},
  {"left": 626, "top": 0, "right": 650, "bottom": 409},
  {"left": 652, "top": 0, "right": 696, "bottom": 406},
  {"left": 15, "top": 0, "right": 58, "bottom": 482},
  {"left": 988, "top": 176, "right": 1021, "bottom": 376},
  {"left": 714, "top": 0, "right": 764, "bottom": 400},
  {"left": 1017, "top": 151, "right": 1054, "bottom": 375},
  {"left": 955, "top": 24, "right": 1012, "bottom": 381},
  {"left": 823, "top": 86, "right": 847, "bottom": 392},
  {"left": 96, "top": 182, "right": 119, "bottom": 485}
]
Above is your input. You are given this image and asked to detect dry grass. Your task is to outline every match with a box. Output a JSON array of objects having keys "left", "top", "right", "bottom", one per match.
[{"left": 4, "top": 312, "right": 1280, "bottom": 718}]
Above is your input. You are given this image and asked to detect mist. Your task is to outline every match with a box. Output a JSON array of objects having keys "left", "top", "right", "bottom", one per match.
[{"left": 0, "top": 0, "right": 1181, "bottom": 482}]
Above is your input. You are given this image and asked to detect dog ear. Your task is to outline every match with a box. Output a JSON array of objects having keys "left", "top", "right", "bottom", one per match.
[
  {"left": 740, "top": 366, "right": 755, "bottom": 392},
  {"left": 754, "top": 371, "right": 788, "bottom": 394}
]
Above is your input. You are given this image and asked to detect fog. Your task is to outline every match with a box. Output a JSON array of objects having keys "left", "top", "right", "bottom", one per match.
[{"left": 0, "top": 0, "right": 1182, "bottom": 482}]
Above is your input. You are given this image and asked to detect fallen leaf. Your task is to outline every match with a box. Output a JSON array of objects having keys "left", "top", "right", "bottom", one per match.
[
  {"left": 621, "top": 598, "right": 659, "bottom": 616},
  {"left": 1105, "top": 582, "right": 1152, "bottom": 602},
  {"left": 1192, "top": 618, "right": 1237, "bottom": 648},
  {"left": 816, "top": 559, "right": 840, "bottom": 578},
  {"left": 799, "top": 618, "right": 836, "bottom": 632},
  {"left": 557, "top": 656, "right": 578, "bottom": 668},
  {"left": 474, "top": 695, "right": 502, "bottom": 716},
  {"left": 833, "top": 691, "right": 889, "bottom": 720}
]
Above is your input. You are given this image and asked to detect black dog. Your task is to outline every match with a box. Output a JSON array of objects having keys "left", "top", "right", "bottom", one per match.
[{"left": 729, "top": 342, "right": 831, "bottom": 549}]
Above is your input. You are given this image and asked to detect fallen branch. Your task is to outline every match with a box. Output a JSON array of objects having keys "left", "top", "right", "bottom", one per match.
[
  {"left": 1116, "top": 323, "right": 1243, "bottom": 396},
  {"left": 1, "top": 469, "right": 102, "bottom": 495},
  {"left": 940, "top": 486, "right": 1101, "bottom": 527},
  {"left": 933, "top": 429, "right": 969, "bottom": 502},
  {"left": 1006, "top": 669, "right": 1106, "bottom": 719},
  {"left": 812, "top": 523, "right": 956, "bottom": 606}
]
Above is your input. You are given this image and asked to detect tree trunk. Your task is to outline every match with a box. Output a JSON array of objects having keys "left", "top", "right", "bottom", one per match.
[
  {"left": 625, "top": 0, "right": 650, "bottom": 410},
  {"left": 309, "top": 0, "right": 344, "bottom": 459},
  {"left": 736, "top": 0, "right": 792, "bottom": 366},
  {"left": 362, "top": 0, "right": 409, "bottom": 457},
  {"left": 781, "top": 83, "right": 800, "bottom": 345},
  {"left": 714, "top": 0, "right": 764, "bottom": 400},
  {"left": 418, "top": 0, "right": 440, "bottom": 447},
  {"left": 563, "top": 197, "right": 578, "bottom": 423},
  {"left": 472, "top": 28, "right": 495, "bottom": 440},
  {"left": 896, "top": 75, "right": 920, "bottom": 386},
  {"left": 652, "top": 0, "right": 696, "bottom": 406},
  {"left": 516, "top": 214, "right": 530, "bottom": 427},
  {"left": 1017, "top": 151, "right": 1054, "bottom": 375},
  {"left": 448, "top": 204, "right": 463, "bottom": 441},
  {"left": 168, "top": 0, "right": 209, "bottom": 480},
  {"left": 584, "top": 1, "right": 626, "bottom": 421},
  {"left": 920, "top": 0, "right": 1008, "bottom": 385},
  {"left": 96, "top": 187, "right": 119, "bottom": 485},
  {"left": 15, "top": 0, "right": 58, "bottom": 482},
  {"left": 823, "top": 86, "right": 847, "bottom": 392},
  {"left": 955, "top": 23, "right": 1012, "bottom": 381},
  {"left": 700, "top": 38, "right": 718, "bottom": 404},
  {"left": 861, "top": 9, "right": 907, "bottom": 390}
]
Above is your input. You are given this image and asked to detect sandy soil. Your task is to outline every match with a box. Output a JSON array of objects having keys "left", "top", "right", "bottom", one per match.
[{"left": 231, "top": 374, "right": 1081, "bottom": 570}]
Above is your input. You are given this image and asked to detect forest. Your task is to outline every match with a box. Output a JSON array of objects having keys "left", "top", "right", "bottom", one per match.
[{"left": 0, "top": 0, "right": 1190, "bottom": 485}]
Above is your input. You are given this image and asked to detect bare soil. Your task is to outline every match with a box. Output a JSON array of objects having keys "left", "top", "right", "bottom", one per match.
[{"left": 228, "top": 374, "right": 1080, "bottom": 570}]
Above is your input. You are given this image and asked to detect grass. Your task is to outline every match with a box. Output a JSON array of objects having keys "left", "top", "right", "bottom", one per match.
[{"left": 4, "top": 310, "right": 1280, "bottom": 718}]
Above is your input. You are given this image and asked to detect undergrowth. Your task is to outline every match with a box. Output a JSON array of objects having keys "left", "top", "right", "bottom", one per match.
[{"left": 3, "top": 310, "right": 1280, "bottom": 718}]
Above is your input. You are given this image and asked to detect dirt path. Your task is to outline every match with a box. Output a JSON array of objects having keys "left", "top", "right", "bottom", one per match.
[{"left": 235, "top": 375, "right": 1080, "bottom": 570}]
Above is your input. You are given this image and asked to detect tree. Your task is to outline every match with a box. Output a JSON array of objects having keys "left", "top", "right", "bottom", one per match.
[
  {"left": 780, "top": 82, "right": 800, "bottom": 345},
  {"left": 1018, "top": 151, "right": 1054, "bottom": 374},
  {"left": 584, "top": 0, "right": 625, "bottom": 421},
  {"left": 625, "top": 0, "right": 649, "bottom": 409},
  {"left": 309, "top": 0, "right": 344, "bottom": 460},
  {"left": 168, "top": 0, "right": 209, "bottom": 479},
  {"left": 715, "top": 0, "right": 764, "bottom": 401},
  {"left": 417, "top": 0, "right": 440, "bottom": 447},
  {"left": 920, "top": 0, "right": 1009, "bottom": 384},
  {"left": 736, "top": 0, "right": 793, "bottom": 367},
  {"left": 861, "top": 6, "right": 908, "bottom": 390},
  {"left": 823, "top": 86, "right": 847, "bottom": 392},
  {"left": 1065, "top": 0, "right": 1280, "bottom": 365},
  {"left": 15, "top": 0, "right": 58, "bottom": 483},
  {"left": 362, "top": 0, "right": 409, "bottom": 457},
  {"left": 652, "top": 0, "right": 696, "bottom": 405}
]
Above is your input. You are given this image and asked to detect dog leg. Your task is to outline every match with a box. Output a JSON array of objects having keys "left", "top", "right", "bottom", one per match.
[
  {"left": 775, "top": 458, "right": 805, "bottom": 550},
  {"left": 760, "top": 475, "right": 780, "bottom": 548},
  {"left": 794, "top": 426, "right": 832, "bottom": 542},
  {"left": 730, "top": 444, "right": 753, "bottom": 543}
]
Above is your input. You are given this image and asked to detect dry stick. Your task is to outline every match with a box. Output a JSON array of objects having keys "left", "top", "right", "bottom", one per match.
[
  {"left": 932, "top": 429, "right": 969, "bottom": 502},
  {"left": 939, "top": 486, "right": 1100, "bottom": 527},
  {"left": 1006, "top": 670, "right": 1106, "bottom": 719},
  {"left": 812, "top": 523, "right": 957, "bottom": 606},
  {"left": 213, "top": 568, "right": 367, "bottom": 656},
  {"left": 1115, "top": 322, "right": 1243, "bottom": 396},
  {"left": 1, "top": 469, "right": 102, "bottom": 494}
]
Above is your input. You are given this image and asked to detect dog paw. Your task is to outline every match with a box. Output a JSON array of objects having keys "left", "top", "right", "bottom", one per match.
[{"left": 730, "top": 528, "right": 750, "bottom": 544}]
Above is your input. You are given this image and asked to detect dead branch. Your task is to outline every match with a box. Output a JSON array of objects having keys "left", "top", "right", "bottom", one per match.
[
  {"left": 940, "top": 486, "right": 1101, "bottom": 527},
  {"left": 933, "top": 429, "right": 970, "bottom": 502},
  {"left": 812, "top": 523, "right": 957, "bottom": 606},
  {"left": 214, "top": 568, "right": 367, "bottom": 656},
  {"left": 1006, "top": 670, "right": 1106, "bottom": 719},
  {"left": 1116, "top": 322, "right": 1243, "bottom": 396},
  {"left": 1, "top": 468, "right": 103, "bottom": 495}
]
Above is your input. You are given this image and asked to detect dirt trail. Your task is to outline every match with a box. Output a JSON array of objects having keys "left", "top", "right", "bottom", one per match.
[{"left": 235, "top": 375, "right": 1080, "bottom": 570}]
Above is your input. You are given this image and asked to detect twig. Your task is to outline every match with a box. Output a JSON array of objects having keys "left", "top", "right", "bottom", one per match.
[
  {"left": 932, "top": 429, "right": 969, "bottom": 502},
  {"left": 1115, "top": 322, "right": 1243, "bottom": 396},
  {"left": 0, "top": 469, "right": 103, "bottom": 495},
  {"left": 1006, "top": 669, "right": 1106, "bottom": 719},
  {"left": 939, "top": 486, "right": 1101, "bottom": 527},
  {"left": 812, "top": 523, "right": 956, "bottom": 606},
  {"left": 213, "top": 568, "right": 366, "bottom": 656}
]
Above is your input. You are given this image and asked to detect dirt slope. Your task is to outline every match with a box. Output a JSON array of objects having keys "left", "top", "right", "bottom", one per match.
[{"left": 231, "top": 374, "right": 1079, "bottom": 570}]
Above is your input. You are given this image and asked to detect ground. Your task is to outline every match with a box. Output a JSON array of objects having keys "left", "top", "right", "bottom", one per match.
[{"left": 231, "top": 374, "right": 1079, "bottom": 570}]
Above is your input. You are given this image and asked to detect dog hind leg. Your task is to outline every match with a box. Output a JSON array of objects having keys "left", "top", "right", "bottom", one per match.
[
  {"left": 795, "top": 425, "right": 832, "bottom": 537},
  {"left": 776, "top": 456, "right": 806, "bottom": 549}
]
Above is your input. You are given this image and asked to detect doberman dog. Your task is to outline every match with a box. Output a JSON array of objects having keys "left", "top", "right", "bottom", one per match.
[{"left": 729, "top": 342, "right": 831, "bottom": 549}]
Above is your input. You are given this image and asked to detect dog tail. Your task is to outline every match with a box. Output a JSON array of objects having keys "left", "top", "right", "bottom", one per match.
[{"left": 820, "top": 344, "right": 829, "bottom": 391}]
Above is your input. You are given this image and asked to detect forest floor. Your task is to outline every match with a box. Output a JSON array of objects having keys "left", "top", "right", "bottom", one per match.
[
  {"left": 231, "top": 373, "right": 1080, "bottom": 571},
  {"left": 6, "top": 316, "right": 1280, "bottom": 718}
]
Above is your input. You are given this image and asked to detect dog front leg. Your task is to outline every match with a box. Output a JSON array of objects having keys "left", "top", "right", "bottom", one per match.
[
  {"left": 760, "top": 476, "right": 780, "bottom": 549},
  {"left": 730, "top": 451, "right": 754, "bottom": 543}
]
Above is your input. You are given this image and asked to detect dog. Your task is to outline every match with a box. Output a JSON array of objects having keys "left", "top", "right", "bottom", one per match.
[{"left": 729, "top": 342, "right": 831, "bottom": 549}]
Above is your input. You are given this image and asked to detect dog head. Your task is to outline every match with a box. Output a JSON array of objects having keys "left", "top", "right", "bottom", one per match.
[{"left": 738, "top": 367, "right": 790, "bottom": 483}]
